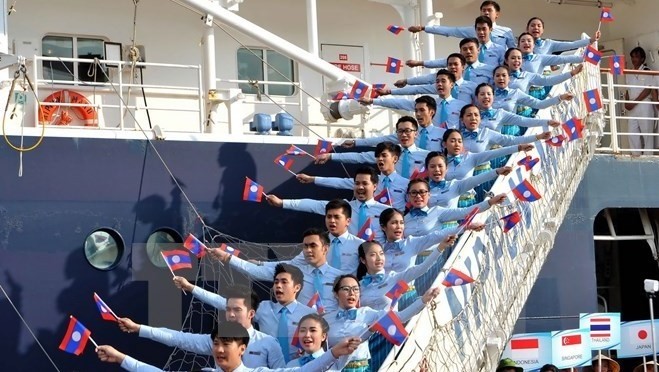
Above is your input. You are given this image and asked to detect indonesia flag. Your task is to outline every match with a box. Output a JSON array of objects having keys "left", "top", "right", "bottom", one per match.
[
  {"left": 350, "top": 80, "right": 369, "bottom": 99},
  {"left": 442, "top": 268, "right": 474, "bottom": 287},
  {"left": 184, "top": 234, "right": 207, "bottom": 258},
  {"left": 374, "top": 188, "right": 392, "bottom": 206},
  {"left": 387, "top": 25, "right": 404, "bottom": 35},
  {"left": 600, "top": 7, "right": 614, "bottom": 22},
  {"left": 611, "top": 55, "right": 625, "bottom": 75},
  {"left": 584, "top": 46, "right": 602, "bottom": 65},
  {"left": 562, "top": 118, "right": 584, "bottom": 141},
  {"left": 512, "top": 179, "right": 542, "bottom": 202},
  {"left": 510, "top": 338, "right": 540, "bottom": 361},
  {"left": 386, "top": 57, "right": 402, "bottom": 74},
  {"left": 590, "top": 317, "right": 611, "bottom": 337},
  {"left": 583, "top": 89, "right": 603, "bottom": 113},
  {"left": 93, "top": 292, "right": 118, "bottom": 322},
  {"left": 357, "top": 217, "right": 375, "bottom": 241}
]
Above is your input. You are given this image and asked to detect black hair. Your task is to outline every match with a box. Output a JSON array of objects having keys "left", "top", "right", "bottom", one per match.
[
  {"left": 435, "top": 69, "right": 456, "bottom": 84},
  {"left": 442, "top": 129, "right": 463, "bottom": 156},
  {"left": 415, "top": 95, "right": 437, "bottom": 114},
  {"left": 379, "top": 207, "right": 404, "bottom": 229},
  {"left": 302, "top": 227, "right": 330, "bottom": 246},
  {"left": 375, "top": 141, "right": 401, "bottom": 158},
  {"left": 474, "top": 15, "right": 493, "bottom": 29},
  {"left": 298, "top": 313, "right": 330, "bottom": 350},
  {"left": 518, "top": 32, "right": 533, "bottom": 45},
  {"left": 406, "top": 178, "right": 430, "bottom": 194},
  {"left": 356, "top": 241, "right": 384, "bottom": 281},
  {"left": 630, "top": 46, "right": 646, "bottom": 61},
  {"left": 526, "top": 17, "right": 544, "bottom": 29},
  {"left": 459, "top": 37, "right": 479, "bottom": 49},
  {"left": 504, "top": 47, "right": 522, "bottom": 62},
  {"left": 446, "top": 53, "right": 466, "bottom": 66},
  {"left": 225, "top": 285, "right": 260, "bottom": 312},
  {"left": 210, "top": 321, "right": 250, "bottom": 347},
  {"left": 460, "top": 104, "right": 479, "bottom": 119},
  {"left": 332, "top": 274, "right": 359, "bottom": 293},
  {"left": 493, "top": 64, "right": 510, "bottom": 76},
  {"left": 475, "top": 83, "right": 493, "bottom": 96},
  {"left": 480, "top": 1, "right": 500, "bottom": 12},
  {"left": 539, "top": 364, "right": 559, "bottom": 372},
  {"left": 354, "top": 166, "right": 379, "bottom": 185},
  {"left": 424, "top": 151, "right": 446, "bottom": 170},
  {"left": 396, "top": 115, "right": 419, "bottom": 131},
  {"left": 325, "top": 199, "right": 351, "bottom": 219},
  {"left": 274, "top": 263, "right": 305, "bottom": 294}
]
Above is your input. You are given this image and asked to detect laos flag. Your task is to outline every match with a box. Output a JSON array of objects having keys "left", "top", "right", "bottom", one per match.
[
  {"left": 512, "top": 179, "right": 542, "bottom": 202},
  {"left": 385, "top": 280, "right": 409, "bottom": 309},
  {"left": 584, "top": 46, "right": 602, "bottom": 65},
  {"left": 371, "top": 83, "right": 386, "bottom": 98},
  {"left": 387, "top": 25, "right": 404, "bottom": 35},
  {"left": 545, "top": 134, "right": 566, "bottom": 147},
  {"left": 442, "top": 268, "right": 474, "bottom": 287},
  {"left": 162, "top": 250, "right": 192, "bottom": 271},
  {"left": 600, "top": 7, "right": 614, "bottom": 22},
  {"left": 306, "top": 292, "right": 325, "bottom": 314},
  {"left": 501, "top": 211, "right": 521, "bottom": 233},
  {"left": 59, "top": 316, "right": 92, "bottom": 355},
  {"left": 242, "top": 177, "right": 264, "bottom": 202},
  {"left": 386, "top": 57, "right": 402, "bottom": 74},
  {"left": 219, "top": 243, "right": 241, "bottom": 257},
  {"left": 274, "top": 153, "right": 295, "bottom": 171},
  {"left": 93, "top": 292, "right": 118, "bottom": 322},
  {"left": 517, "top": 155, "right": 540, "bottom": 171},
  {"left": 314, "top": 139, "right": 333, "bottom": 156},
  {"left": 357, "top": 217, "right": 375, "bottom": 241},
  {"left": 372, "top": 310, "right": 408, "bottom": 346},
  {"left": 374, "top": 188, "right": 392, "bottom": 206},
  {"left": 562, "top": 118, "right": 584, "bottom": 141},
  {"left": 611, "top": 55, "right": 625, "bottom": 75},
  {"left": 583, "top": 89, "right": 603, "bottom": 113},
  {"left": 349, "top": 80, "right": 369, "bottom": 99},
  {"left": 184, "top": 234, "right": 207, "bottom": 258}
]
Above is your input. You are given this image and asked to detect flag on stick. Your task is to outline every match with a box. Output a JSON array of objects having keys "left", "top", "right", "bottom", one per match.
[
  {"left": 517, "top": 156, "right": 540, "bottom": 171},
  {"left": 184, "top": 234, "right": 207, "bottom": 258},
  {"left": 584, "top": 46, "right": 602, "bottom": 65},
  {"left": 59, "top": 316, "right": 94, "bottom": 355},
  {"left": 243, "top": 177, "right": 265, "bottom": 202},
  {"left": 387, "top": 25, "right": 404, "bottom": 35},
  {"left": 93, "top": 292, "right": 119, "bottom": 322},
  {"left": 600, "top": 7, "right": 614, "bottom": 22},
  {"left": 385, "top": 280, "right": 410, "bottom": 310},
  {"left": 161, "top": 250, "right": 193, "bottom": 272},
  {"left": 512, "top": 179, "right": 542, "bottom": 202},
  {"left": 442, "top": 268, "right": 474, "bottom": 287},
  {"left": 501, "top": 211, "right": 522, "bottom": 233},
  {"left": 386, "top": 57, "right": 402, "bottom": 74},
  {"left": 611, "top": 55, "right": 625, "bottom": 75},
  {"left": 583, "top": 89, "right": 603, "bottom": 113},
  {"left": 314, "top": 140, "right": 333, "bottom": 156},
  {"left": 371, "top": 311, "right": 409, "bottom": 345},
  {"left": 562, "top": 118, "right": 584, "bottom": 141}
]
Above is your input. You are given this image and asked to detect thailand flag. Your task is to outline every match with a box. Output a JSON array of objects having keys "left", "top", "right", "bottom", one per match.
[
  {"left": 285, "top": 145, "right": 308, "bottom": 157},
  {"left": 385, "top": 280, "right": 409, "bottom": 309},
  {"left": 274, "top": 153, "right": 295, "bottom": 171},
  {"left": 387, "top": 25, "right": 404, "bottom": 35},
  {"left": 371, "top": 83, "right": 386, "bottom": 98},
  {"left": 458, "top": 207, "right": 480, "bottom": 229},
  {"left": 442, "top": 268, "right": 474, "bottom": 287},
  {"left": 545, "top": 134, "right": 566, "bottom": 147},
  {"left": 517, "top": 155, "right": 540, "bottom": 171},
  {"left": 410, "top": 167, "right": 428, "bottom": 180},
  {"left": 161, "top": 250, "right": 193, "bottom": 271},
  {"left": 374, "top": 188, "right": 392, "bottom": 206},
  {"left": 314, "top": 139, "right": 333, "bottom": 156},
  {"left": 93, "top": 292, "right": 118, "bottom": 322},
  {"left": 59, "top": 316, "right": 92, "bottom": 356},
  {"left": 600, "top": 7, "right": 614, "bottom": 22},
  {"left": 242, "top": 177, "right": 264, "bottom": 202},
  {"left": 306, "top": 292, "right": 325, "bottom": 314},
  {"left": 184, "top": 234, "right": 207, "bottom": 258},
  {"left": 562, "top": 118, "right": 584, "bottom": 141},
  {"left": 357, "top": 217, "right": 375, "bottom": 241},
  {"left": 501, "top": 211, "right": 522, "bottom": 233},
  {"left": 590, "top": 317, "right": 611, "bottom": 337},
  {"left": 583, "top": 89, "right": 603, "bottom": 112},
  {"left": 372, "top": 310, "right": 408, "bottom": 346},
  {"left": 510, "top": 338, "right": 540, "bottom": 361},
  {"left": 512, "top": 179, "right": 542, "bottom": 202},
  {"left": 386, "top": 57, "right": 402, "bottom": 74},
  {"left": 349, "top": 80, "right": 369, "bottom": 99},
  {"left": 611, "top": 55, "right": 625, "bottom": 75},
  {"left": 584, "top": 46, "right": 602, "bottom": 65},
  {"left": 219, "top": 243, "right": 241, "bottom": 257}
]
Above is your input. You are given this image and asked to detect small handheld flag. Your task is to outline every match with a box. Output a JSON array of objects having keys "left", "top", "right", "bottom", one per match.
[
  {"left": 385, "top": 280, "right": 410, "bottom": 310},
  {"left": 371, "top": 310, "right": 409, "bottom": 346},
  {"left": 562, "top": 118, "right": 584, "bottom": 141},
  {"left": 545, "top": 134, "right": 566, "bottom": 147},
  {"left": 161, "top": 250, "right": 193, "bottom": 272},
  {"left": 218, "top": 243, "right": 241, "bottom": 257},
  {"left": 501, "top": 211, "right": 522, "bottom": 233},
  {"left": 512, "top": 179, "right": 542, "bottom": 202},
  {"left": 458, "top": 207, "right": 480, "bottom": 230},
  {"left": 242, "top": 177, "right": 265, "bottom": 202},
  {"left": 306, "top": 292, "right": 325, "bottom": 314},
  {"left": 314, "top": 139, "right": 333, "bottom": 156},
  {"left": 442, "top": 268, "right": 474, "bottom": 287},
  {"left": 410, "top": 167, "right": 428, "bottom": 180},
  {"left": 291, "top": 326, "right": 302, "bottom": 349},
  {"left": 600, "top": 7, "right": 614, "bottom": 22},
  {"left": 59, "top": 316, "right": 94, "bottom": 355},
  {"left": 386, "top": 57, "right": 402, "bottom": 74},
  {"left": 584, "top": 46, "right": 602, "bottom": 65},
  {"left": 349, "top": 80, "right": 369, "bottom": 99},
  {"left": 387, "top": 25, "right": 404, "bottom": 35},
  {"left": 583, "top": 88, "right": 603, "bottom": 113},
  {"left": 517, "top": 156, "right": 540, "bottom": 171},
  {"left": 374, "top": 187, "right": 392, "bottom": 206},
  {"left": 357, "top": 217, "right": 375, "bottom": 241},
  {"left": 371, "top": 83, "right": 386, "bottom": 98},
  {"left": 333, "top": 91, "right": 347, "bottom": 100},
  {"left": 274, "top": 153, "right": 296, "bottom": 175},
  {"left": 611, "top": 55, "right": 625, "bottom": 75},
  {"left": 93, "top": 292, "right": 119, "bottom": 322},
  {"left": 184, "top": 234, "right": 207, "bottom": 258},
  {"left": 286, "top": 145, "right": 314, "bottom": 158}
]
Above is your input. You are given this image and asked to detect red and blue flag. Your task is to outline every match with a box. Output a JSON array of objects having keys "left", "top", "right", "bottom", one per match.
[
  {"left": 590, "top": 317, "right": 611, "bottom": 337},
  {"left": 306, "top": 292, "right": 325, "bottom": 314},
  {"left": 274, "top": 153, "right": 295, "bottom": 171},
  {"left": 357, "top": 217, "right": 375, "bottom": 241},
  {"left": 458, "top": 207, "right": 480, "bottom": 229},
  {"left": 59, "top": 316, "right": 92, "bottom": 355},
  {"left": 374, "top": 187, "right": 392, "bottom": 206},
  {"left": 442, "top": 268, "right": 474, "bottom": 287},
  {"left": 184, "top": 234, "right": 207, "bottom": 258},
  {"left": 385, "top": 280, "right": 409, "bottom": 309},
  {"left": 545, "top": 134, "right": 566, "bottom": 147},
  {"left": 314, "top": 139, "right": 333, "bottom": 156},
  {"left": 349, "top": 80, "right": 369, "bottom": 99},
  {"left": 371, "top": 310, "right": 408, "bottom": 346},
  {"left": 285, "top": 145, "right": 308, "bottom": 157},
  {"left": 386, "top": 57, "right": 402, "bottom": 74},
  {"left": 371, "top": 83, "right": 386, "bottom": 98},
  {"left": 517, "top": 156, "right": 540, "bottom": 171},
  {"left": 584, "top": 46, "right": 602, "bottom": 65},
  {"left": 387, "top": 25, "right": 404, "bottom": 35},
  {"left": 501, "top": 211, "right": 521, "bottom": 233},
  {"left": 583, "top": 88, "right": 603, "bottom": 113},
  {"left": 93, "top": 292, "right": 118, "bottom": 322},
  {"left": 161, "top": 250, "right": 193, "bottom": 271},
  {"left": 410, "top": 167, "right": 428, "bottom": 180},
  {"left": 600, "top": 7, "right": 614, "bottom": 22},
  {"left": 291, "top": 326, "right": 302, "bottom": 349},
  {"left": 562, "top": 117, "right": 584, "bottom": 141},
  {"left": 219, "top": 243, "right": 241, "bottom": 257},
  {"left": 333, "top": 91, "right": 347, "bottom": 100},
  {"left": 611, "top": 55, "right": 625, "bottom": 75},
  {"left": 242, "top": 177, "right": 264, "bottom": 202},
  {"left": 512, "top": 179, "right": 542, "bottom": 202}
]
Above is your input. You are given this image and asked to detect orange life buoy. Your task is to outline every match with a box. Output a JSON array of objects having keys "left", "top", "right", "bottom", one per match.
[{"left": 39, "top": 90, "right": 98, "bottom": 126}]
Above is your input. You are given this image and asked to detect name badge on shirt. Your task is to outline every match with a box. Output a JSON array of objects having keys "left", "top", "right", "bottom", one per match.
[
  {"left": 393, "top": 189, "right": 403, "bottom": 194},
  {"left": 476, "top": 139, "right": 484, "bottom": 143},
  {"left": 341, "top": 253, "right": 352, "bottom": 256},
  {"left": 291, "top": 321, "right": 299, "bottom": 326},
  {"left": 393, "top": 251, "right": 405, "bottom": 256},
  {"left": 440, "top": 189, "right": 450, "bottom": 194},
  {"left": 414, "top": 160, "right": 423, "bottom": 164},
  {"left": 324, "top": 282, "right": 333, "bottom": 286},
  {"left": 431, "top": 138, "right": 439, "bottom": 142},
  {"left": 249, "top": 351, "right": 262, "bottom": 355},
  {"left": 377, "top": 283, "right": 388, "bottom": 289}
]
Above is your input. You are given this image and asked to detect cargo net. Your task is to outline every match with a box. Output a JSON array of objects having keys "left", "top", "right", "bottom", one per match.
[{"left": 162, "top": 224, "right": 300, "bottom": 371}]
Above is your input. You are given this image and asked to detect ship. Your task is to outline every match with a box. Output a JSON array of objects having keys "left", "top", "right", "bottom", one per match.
[{"left": 0, "top": 0, "right": 657, "bottom": 371}]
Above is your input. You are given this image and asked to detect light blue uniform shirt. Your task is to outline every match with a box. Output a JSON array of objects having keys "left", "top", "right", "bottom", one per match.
[
  {"left": 423, "top": 23, "right": 516, "bottom": 48},
  {"left": 389, "top": 78, "right": 476, "bottom": 104},
  {"left": 508, "top": 70, "right": 573, "bottom": 93},
  {"left": 462, "top": 127, "right": 537, "bottom": 153},
  {"left": 286, "top": 349, "right": 350, "bottom": 371},
  {"left": 382, "top": 227, "right": 459, "bottom": 274},
  {"left": 403, "top": 202, "right": 490, "bottom": 237},
  {"left": 282, "top": 198, "right": 390, "bottom": 243},
  {"left": 417, "top": 61, "right": 494, "bottom": 86},
  {"left": 287, "top": 231, "right": 364, "bottom": 275},
  {"left": 428, "top": 172, "right": 498, "bottom": 208},
  {"left": 478, "top": 40, "right": 506, "bottom": 66},
  {"left": 330, "top": 144, "right": 430, "bottom": 180},
  {"left": 353, "top": 125, "right": 445, "bottom": 152},
  {"left": 492, "top": 87, "right": 561, "bottom": 113},
  {"left": 371, "top": 96, "right": 468, "bottom": 128},
  {"left": 314, "top": 172, "right": 409, "bottom": 212},
  {"left": 521, "top": 53, "right": 583, "bottom": 74},
  {"left": 138, "top": 325, "right": 285, "bottom": 368},
  {"left": 445, "top": 147, "right": 519, "bottom": 181},
  {"left": 534, "top": 37, "right": 590, "bottom": 55},
  {"left": 479, "top": 108, "right": 549, "bottom": 131}
]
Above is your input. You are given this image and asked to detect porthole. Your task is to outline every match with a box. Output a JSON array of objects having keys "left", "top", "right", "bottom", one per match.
[
  {"left": 146, "top": 228, "right": 183, "bottom": 268},
  {"left": 84, "top": 228, "right": 124, "bottom": 270}
]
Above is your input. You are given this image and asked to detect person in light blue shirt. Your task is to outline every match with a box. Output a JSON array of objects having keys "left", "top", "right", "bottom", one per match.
[
  {"left": 285, "top": 314, "right": 348, "bottom": 371},
  {"left": 316, "top": 118, "right": 431, "bottom": 180},
  {"left": 527, "top": 17, "right": 600, "bottom": 56},
  {"left": 518, "top": 32, "right": 584, "bottom": 74},
  {"left": 298, "top": 143, "right": 409, "bottom": 211},
  {"left": 407, "top": 0, "right": 515, "bottom": 48},
  {"left": 504, "top": 47, "right": 583, "bottom": 93},
  {"left": 116, "top": 285, "right": 286, "bottom": 369},
  {"left": 96, "top": 321, "right": 362, "bottom": 372}
]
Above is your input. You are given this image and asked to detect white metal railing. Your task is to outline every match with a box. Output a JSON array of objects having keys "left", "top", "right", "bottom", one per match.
[
  {"left": 598, "top": 67, "right": 659, "bottom": 155},
  {"left": 379, "top": 43, "right": 604, "bottom": 372},
  {"left": 32, "top": 55, "right": 205, "bottom": 131}
]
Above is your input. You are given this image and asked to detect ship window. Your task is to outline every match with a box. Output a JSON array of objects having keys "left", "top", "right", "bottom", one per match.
[
  {"left": 84, "top": 228, "right": 124, "bottom": 270},
  {"left": 42, "top": 35, "right": 109, "bottom": 83},
  {"left": 146, "top": 228, "right": 183, "bottom": 268},
  {"left": 237, "top": 47, "right": 296, "bottom": 96}
]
